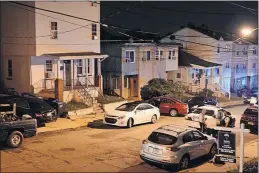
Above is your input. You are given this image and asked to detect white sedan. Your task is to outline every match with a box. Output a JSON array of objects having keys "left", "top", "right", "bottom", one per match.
[
  {"left": 185, "top": 105, "right": 235, "bottom": 128},
  {"left": 103, "top": 102, "right": 160, "bottom": 128}
]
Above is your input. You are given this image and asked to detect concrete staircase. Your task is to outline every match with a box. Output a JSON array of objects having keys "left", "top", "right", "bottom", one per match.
[{"left": 93, "top": 102, "right": 105, "bottom": 114}]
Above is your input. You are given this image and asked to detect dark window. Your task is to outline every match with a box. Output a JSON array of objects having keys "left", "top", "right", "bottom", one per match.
[
  {"left": 177, "top": 73, "right": 181, "bottom": 78},
  {"left": 253, "top": 63, "right": 256, "bottom": 68},
  {"left": 10, "top": 99, "right": 29, "bottom": 109},
  {"left": 8, "top": 60, "right": 12, "bottom": 77},
  {"left": 46, "top": 60, "right": 52, "bottom": 72},
  {"left": 192, "top": 131, "right": 204, "bottom": 141},
  {"left": 126, "top": 51, "right": 135, "bottom": 63},
  {"left": 236, "top": 65, "right": 239, "bottom": 69},
  {"left": 77, "top": 59, "right": 83, "bottom": 75},
  {"left": 215, "top": 68, "right": 219, "bottom": 74},
  {"left": 148, "top": 132, "right": 177, "bottom": 145},
  {"left": 92, "top": 24, "right": 97, "bottom": 40},
  {"left": 217, "top": 44, "right": 220, "bottom": 53},
  {"left": 124, "top": 76, "right": 128, "bottom": 88},
  {"left": 146, "top": 51, "right": 151, "bottom": 61},
  {"left": 244, "top": 109, "right": 258, "bottom": 116},
  {"left": 50, "top": 22, "right": 58, "bottom": 39},
  {"left": 183, "top": 132, "right": 194, "bottom": 143}
]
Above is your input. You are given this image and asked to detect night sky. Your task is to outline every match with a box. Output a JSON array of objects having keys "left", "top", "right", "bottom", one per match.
[{"left": 101, "top": 1, "right": 258, "bottom": 41}]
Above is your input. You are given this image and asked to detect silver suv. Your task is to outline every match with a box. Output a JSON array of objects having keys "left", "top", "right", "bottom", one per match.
[{"left": 140, "top": 124, "right": 217, "bottom": 170}]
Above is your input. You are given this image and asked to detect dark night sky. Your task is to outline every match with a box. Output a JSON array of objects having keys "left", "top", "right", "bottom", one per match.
[{"left": 101, "top": 1, "right": 258, "bottom": 40}]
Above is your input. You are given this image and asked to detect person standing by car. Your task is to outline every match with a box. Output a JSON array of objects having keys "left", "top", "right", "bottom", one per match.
[{"left": 199, "top": 109, "right": 206, "bottom": 132}]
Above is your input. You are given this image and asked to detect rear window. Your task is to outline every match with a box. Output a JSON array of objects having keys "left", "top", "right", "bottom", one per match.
[
  {"left": 244, "top": 109, "right": 258, "bottom": 116},
  {"left": 148, "top": 132, "right": 177, "bottom": 145}
]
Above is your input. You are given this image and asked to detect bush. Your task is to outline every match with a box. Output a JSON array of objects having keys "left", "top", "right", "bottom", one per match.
[
  {"left": 198, "top": 88, "right": 215, "bottom": 98},
  {"left": 227, "top": 158, "right": 258, "bottom": 173},
  {"left": 66, "top": 100, "right": 89, "bottom": 111},
  {"left": 140, "top": 78, "right": 187, "bottom": 101}
]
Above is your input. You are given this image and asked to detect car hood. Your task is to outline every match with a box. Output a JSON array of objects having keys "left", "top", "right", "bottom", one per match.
[{"left": 106, "top": 110, "right": 130, "bottom": 117}]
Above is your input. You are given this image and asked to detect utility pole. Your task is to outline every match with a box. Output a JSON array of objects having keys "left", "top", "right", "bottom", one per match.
[{"left": 239, "top": 123, "right": 245, "bottom": 173}]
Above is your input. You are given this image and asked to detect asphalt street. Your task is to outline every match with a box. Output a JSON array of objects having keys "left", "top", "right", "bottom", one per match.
[{"left": 1, "top": 105, "right": 257, "bottom": 172}]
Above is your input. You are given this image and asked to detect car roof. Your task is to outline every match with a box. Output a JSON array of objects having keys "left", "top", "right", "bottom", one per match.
[
  {"left": 154, "top": 124, "right": 196, "bottom": 137},
  {"left": 246, "top": 107, "right": 258, "bottom": 111}
]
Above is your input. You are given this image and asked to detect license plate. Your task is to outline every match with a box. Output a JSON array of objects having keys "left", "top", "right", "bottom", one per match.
[
  {"left": 148, "top": 147, "right": 162, "bottom": 155},
  {"left": 248, "top": 122, "right": 254, "bottom": 125}
]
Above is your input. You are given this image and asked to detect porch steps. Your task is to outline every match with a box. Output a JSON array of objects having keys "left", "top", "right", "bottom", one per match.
[{"left": 93, "top": 103, "right": 105, "bottom": 114}]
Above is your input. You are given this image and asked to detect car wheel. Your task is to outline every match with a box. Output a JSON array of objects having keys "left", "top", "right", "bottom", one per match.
[
  {"left": 7, "top": 131, "right": 24, "bottom": 148},
  {"left": 178, "top": 155, "right": 190, "bottom": 171},
  {"left": 209, "top": 144, "right": 218, "bottom": 158},
  {"left": 151, "top": 115, "right": 157, "bottom": 124},
  {"left": 127, "top": 118, "right": 133, "bottom": 128},
  {"left": 169, "top": 109, "right": 178, "bottom": 117}
]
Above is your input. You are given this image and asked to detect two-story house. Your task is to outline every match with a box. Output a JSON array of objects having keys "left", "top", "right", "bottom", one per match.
[
  {"left": 0, "top": 1, "right": 108, "bottom": 104},
  {"left": 101, "top": 40, "right": 181, "bottom": 99},
  {"left": 163, "top": 23, "right": 258, "bottom": 96}
]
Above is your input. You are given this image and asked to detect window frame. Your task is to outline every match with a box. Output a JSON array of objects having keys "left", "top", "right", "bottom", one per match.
[
  {"left": 142, "top": 50, "right": 151, "bottom": 61},
  {"left": 50, "top": 21, "right": 58, "bottom": 39},
  {"left": 45, "top": 60, "right": 53, "bottom": 72},
  {"left": 124, "top": 76, "right": 129, "bottom": 88},
  {"left": 92, "top": 23, "right": 97, "bottom": 40},
  {"left": 8, "top": 60, "right": 12, "bottom": 77},
  {"left": 87, "top": 59, "right": 92, "bottom": 75},
  {"left": 168, "top": 50, "right": 175, "bottom": 60},
  {"left": 77, "top": 59, "right": 83, "bottom": 75},
  {"left": 112, "top": 77, "right": 119, "bottom": 89},
  {"left": 125, "top": 50, "right": 135, "bottom": 63}
]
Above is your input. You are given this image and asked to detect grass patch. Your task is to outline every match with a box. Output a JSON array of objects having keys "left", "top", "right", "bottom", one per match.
[
  {"left": 227, "top": 158, "right": 258, "bottom": 173},
  {"left": 66, "top": 100, "right": 90, "bottom": 111},
  {"left": 98, "top": 94, "right": 125, "bottom": 104}
]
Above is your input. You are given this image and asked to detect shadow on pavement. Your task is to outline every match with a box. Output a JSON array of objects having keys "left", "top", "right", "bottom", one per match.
[
  {"left": 87, "top": 119, "right": 125, "bottom": 130},
  {"left": 120, "top": 155, "right": 223, "bottom": 173}
]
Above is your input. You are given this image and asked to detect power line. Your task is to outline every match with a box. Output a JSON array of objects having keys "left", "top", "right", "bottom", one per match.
[
  {"left": 121, "top": 1, "right": 257, "bottom": 16},
  {"left": 225, "top": 1, "right": 258, "bottom": 14}
]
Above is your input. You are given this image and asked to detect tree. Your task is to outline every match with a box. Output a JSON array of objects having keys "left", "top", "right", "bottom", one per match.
[{"left": 140, "top": 78, "right": 187, "bottom": 101}]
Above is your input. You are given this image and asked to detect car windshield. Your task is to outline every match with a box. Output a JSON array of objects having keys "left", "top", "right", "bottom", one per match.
[
  {"left": 244, "top": 109, "right": 258, "bottom": 116},
  {"left": 115, "top": 103, "right": 137, "bottom": 112},
  {"left": 27, "top": 99, "right": 52, "bottom": 110},
  {"left": 148, "top": 132, "right": 177, "bottom": 145}
]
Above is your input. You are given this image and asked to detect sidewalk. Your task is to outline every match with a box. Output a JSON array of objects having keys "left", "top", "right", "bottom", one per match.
[
  {"left": 37, "top": 113, "right": 104, "bottom": 134},
  {"left": 186, "top": 139, "right": 258, "bottom": 172}
]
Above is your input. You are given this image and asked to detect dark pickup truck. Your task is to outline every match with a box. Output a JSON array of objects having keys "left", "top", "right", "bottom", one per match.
[{"left": 0, "top": 119, "right": 37, "bottom": 148}]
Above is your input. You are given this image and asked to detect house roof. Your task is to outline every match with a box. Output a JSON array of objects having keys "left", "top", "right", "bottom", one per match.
[
  {"left": 178, "top": 50, "right": 221, "bottom": 68},
  {"left": 42, "top": 52, "right": 109, "bottom": 60}
]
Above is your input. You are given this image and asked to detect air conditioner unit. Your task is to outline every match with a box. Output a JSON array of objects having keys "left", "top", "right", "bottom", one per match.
[
  {"left": 50, "top": 30, "right": 58, "bottom": 39},
  {"left": 45, "top": 72, "right": 55, "bottom": 79}
]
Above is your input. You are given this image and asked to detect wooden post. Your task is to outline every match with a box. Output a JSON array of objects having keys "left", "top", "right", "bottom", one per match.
[{"left": 55, "top": 79, "right": 64, "bottom": 101}]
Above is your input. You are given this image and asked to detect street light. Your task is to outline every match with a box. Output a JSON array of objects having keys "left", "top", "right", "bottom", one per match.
[{"left": 241, "top": 28, "right": 253, "bottom": 37}]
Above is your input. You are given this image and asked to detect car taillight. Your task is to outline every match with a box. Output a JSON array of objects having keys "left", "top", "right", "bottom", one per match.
[
  {"left": 35, "top": 113, "right": 42, "bottom": 117},
  {"left": 142, "top": 140, "right": 147, "bottom": 144},
  {"left": 166, "top": 147, "right": 180, "bottom": 152}
]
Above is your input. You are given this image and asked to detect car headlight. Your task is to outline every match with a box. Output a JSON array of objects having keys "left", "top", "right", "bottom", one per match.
[{"left": 118, "top": 115, "right": 126, "bottom": 119}]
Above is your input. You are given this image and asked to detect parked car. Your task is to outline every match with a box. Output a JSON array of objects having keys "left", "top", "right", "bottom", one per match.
[
  {"left": 187, "top": 96, "right": 218, "bottom": 112},
  {"left": 0, "top": 95, "right": 57, "bottom": 127},
  {"left": 21, "top": 93, "right": 68, "bottom": 118},
  {"left": 148, "top": 96, "right": 188, "bottom": 116},
  {"left": 140, "top": 124, "right": 217, "bottom": 171},
  {"left": 103, "top": 102, "right": 160, "bottom": 128},
  {"left": 185, "top": 105, "right": 235, "bottom": 128},
  {"left": 0, "top": 118, "right": 37, "bottom": 148},
  {"left": 240, "top": 107, "right": 258, "bottom": 132}
]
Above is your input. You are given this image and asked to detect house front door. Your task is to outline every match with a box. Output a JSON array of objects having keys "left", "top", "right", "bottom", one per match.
[
  {"left": 129, "top": 76, "right": 138, "bottom": 97},
  {"left": 64, "top": 60, "right": 71, "bottom": 86}
]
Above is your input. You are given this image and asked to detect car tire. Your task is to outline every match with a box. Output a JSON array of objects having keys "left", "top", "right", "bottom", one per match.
[
  {"left": 169, "top": 109, "right": 178, "bottom": 117},
  {"left": 127, "top": 118, "right": 133, "bottom": 128},
  {"left": 178, "top": 155, "right": 190, "bottom": 171},
  {"left": 209, "top": 144, "right": 218, "bottom": 158},
  {"left": 7, "top": 131, "right": 24, "bottom": 148},
  {"left": 151, "top": 115, "right": 157, "bottom": 124}
]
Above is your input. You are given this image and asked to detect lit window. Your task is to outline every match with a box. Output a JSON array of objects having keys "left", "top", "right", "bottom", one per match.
[
  {"left": 46, "top": 60, "right": 53, "bottom": 72},
  {"left": 8, "top": 60, "right": 12, "bottom": 77},
  {"left": 125, "top": 51, "right": 135, "bottom": 63},
  {"left": 77, "top": 59, "right": 83, "bottom": 75},
  {"left": 50, "top": 22, "right": 58, "bottom": 39},
  {"left": 225, "top": 45, "right": 231, "bottom": 52},
  {"left": 112, "top": 78, "right": 119, "bottom": 89},
  {"left": 124, "top": 76, "right": 129, "bottom": 88},
  {"left": 92, "top": 24, "right": 97, "bottom": 40}
]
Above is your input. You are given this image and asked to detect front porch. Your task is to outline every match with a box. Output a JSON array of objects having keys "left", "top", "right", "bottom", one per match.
[{"left": 30, "top": 52, "right": 108, "bottom": 103}]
